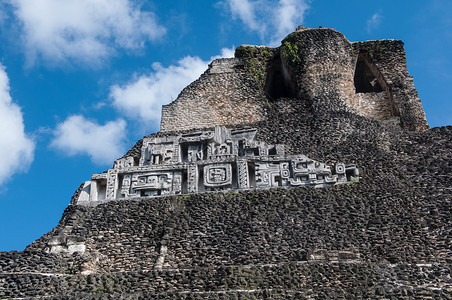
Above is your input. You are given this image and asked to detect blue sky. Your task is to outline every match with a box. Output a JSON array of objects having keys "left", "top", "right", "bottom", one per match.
[{"left": 0, "top": 0, "right": 450, "bottom": 251}]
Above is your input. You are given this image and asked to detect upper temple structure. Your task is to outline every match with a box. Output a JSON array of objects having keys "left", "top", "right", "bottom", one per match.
[{"left": 161, "top": 26, "right": 428, "bottom": 132}]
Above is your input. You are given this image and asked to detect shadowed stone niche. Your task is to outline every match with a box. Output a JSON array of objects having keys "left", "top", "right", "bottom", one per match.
[
  {"left": 75, "top": 126, "right": 358, "bottom": 205},
  {"left": 351, "top": 51, "right": 399, "bottom": 122},
  {"left": 265, "top": 54, "right": 297, "bottom": 100},
  {"left": 354, "top": 53, "right": 385, "bottom": 93}
]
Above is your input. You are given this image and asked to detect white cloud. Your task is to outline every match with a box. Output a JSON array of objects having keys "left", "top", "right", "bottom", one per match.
[
  {"left": 222, "top": 0, "right": 310, "bottom": 45},
  {"left": 273, "top": 0, "right": 310, "bottom": 44},
  {"left": 50, "top": 115, "right": 127, "bottom": 165},
  {"left": 0, "top": 64, "right": 35, "bottom": 185},
  {"left": 10, "top": 0, "right": 166, "bottom": 67},
  {"left": 109, "top": 47, "right": 235, "bottom": 128},
  {"left": 227, "top": 0, "right": 260, "bottom": 32},
  {"left": 367, "top": 12, "right": 383, "bottom": 33},
  {"left": 213, "top": 47, "right": 236, "bottom": 60}
]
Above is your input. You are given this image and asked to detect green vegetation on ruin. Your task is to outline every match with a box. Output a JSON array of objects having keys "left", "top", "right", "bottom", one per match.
[
  {"left": 235, "top": 45, "right": 274, "bottom": 88},
  {"left": 282, "top": 41, "right": 302, "bottom": 65}
]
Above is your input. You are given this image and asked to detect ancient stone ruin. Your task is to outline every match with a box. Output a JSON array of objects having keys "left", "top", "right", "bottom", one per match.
[
  {"left": 1, "top": 26, "right": 450, "bottom": 299},
  {"left": 76, "top": 126, "right": 358, "bottom": 205},
  {"left": 161, "top": 26, "right": 428, "bottom": 132}
]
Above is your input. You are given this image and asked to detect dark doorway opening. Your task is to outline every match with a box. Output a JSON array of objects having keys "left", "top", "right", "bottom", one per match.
[
  {"left": 354, "top": 52, "right": 384, "bottom": 93},
  {"left": 265, "top": 55, "right": 297, "bottom": 100}
]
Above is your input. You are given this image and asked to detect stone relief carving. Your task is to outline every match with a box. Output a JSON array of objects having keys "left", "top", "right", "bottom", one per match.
[
  {"left": 76, "top": 126, "right": 359, "bottom": 205},
  {"left": 187, "top": 164, "right": 198, "bottom": 194},
  {"left": 204, "top": 164, "right": 233, "bottom": 188},
  {"left": 237, "top": 160, "right": 249, "bottom": 189}
]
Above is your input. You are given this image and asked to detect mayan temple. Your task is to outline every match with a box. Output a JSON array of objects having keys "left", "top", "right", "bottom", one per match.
[{"left": 1, "top": 26, "right": 451, "bottom": 299}]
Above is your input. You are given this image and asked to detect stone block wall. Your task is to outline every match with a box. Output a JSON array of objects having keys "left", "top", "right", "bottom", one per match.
[
  {"left": 281, "top": 28, "right": 428, "bottom": 131},
  {"left": 2, "top": 104, "right": 451, "bottom": 298},
  {"left": 352, "top": 40, "right": 429, "bottom": 131},
  {"left": 161, "top": 27, "right": 429, "bottom": 133},
  {"left": 27, "top": 98, "right": 452, "bottom": 273},
  {"left": 281, "top": 28, "right": 357, "bottom": 111},
  {"left": 350, "top": 92, "right": 395, "bottom": 121},
  {"left": 1, "top": 262, "right": 451, "bottom": 299},
  {"left": 160, "top": 58, "right": 268, "bottom": 132}
]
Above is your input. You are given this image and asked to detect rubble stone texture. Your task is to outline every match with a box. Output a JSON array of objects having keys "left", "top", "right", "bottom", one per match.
[
  {"left": 1, "top": 27, "right": 450, "bottom": 299},
  {"left": 161, "top": 27, "right": 428, "bottom": 132}
]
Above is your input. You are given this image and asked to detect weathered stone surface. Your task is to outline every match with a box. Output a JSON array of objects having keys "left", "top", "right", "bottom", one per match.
[
  {"left": 161, "top": 27, "right": 428, "bottom": 132},
  {"left": 352, "top": 40, "right": 428, "bottom": 131},
  {"left": 1, "top": 263, "right": 451, "bottom": 299},
  {"left": 160, "top": 58, "right": 268, "bottom": 132},
  {"left": 6, "top": 115, "right": 448, "bottom": 298}
]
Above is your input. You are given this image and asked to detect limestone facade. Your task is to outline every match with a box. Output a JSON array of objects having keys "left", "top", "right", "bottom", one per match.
[
  {"left": 76, "top": 126, "right": 358, "bottom": 205},
  {"left": 160, "top": 59, "right": 267, "bottom": 132}
]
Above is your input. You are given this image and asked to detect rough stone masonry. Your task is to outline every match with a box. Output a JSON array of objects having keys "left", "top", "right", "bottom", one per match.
[
  {"left": 0, "top": 26, "right": 450, "bottom": 299},
  {"left": 161, "top": 26, "right": 428, "bottom": 132}
]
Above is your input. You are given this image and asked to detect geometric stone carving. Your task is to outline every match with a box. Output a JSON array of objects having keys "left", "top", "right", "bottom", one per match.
[
  {"left": 237, "top": 160, "right": 249, "bottom": 189},
  {"left": 76, "top": 126, "right": 359, "bottom": 205},
  {"left": 204, "top": 164, "right": 232, "bottom": 188},
  {"left": 120, "top": 171, "right": 182, "bottom": 197},
  {"left": 187, "top": 164, "right": 198, "bottom": 194}
]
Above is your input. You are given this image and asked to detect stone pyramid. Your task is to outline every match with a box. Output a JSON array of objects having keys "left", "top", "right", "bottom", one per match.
[{"left": 1, "top": 26, "right": 450, "bottom": 299}]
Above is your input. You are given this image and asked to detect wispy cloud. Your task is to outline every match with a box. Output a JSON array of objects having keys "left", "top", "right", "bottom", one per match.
[
  {"left": 221, "top": 0, "right": 310, "bottom": 45},
  {"left": 0, "top": 64, "right": 35, "bottom": 185},
  {"left": 273, "top": 0, "right": 310, "bottom": 44},
  {"left": 227, "top": 0, "right": 260, "bottom": 33},
  {"left": 367, "top": 11, "right": 383, "bottom": 33},
  {"left": 10, "top": 0, "right": 166, "bottom": 67},
  {"left": 50, "top": 115, "right": 127, "bottom": 165},
  {"left": 109, "top": 47, "right": 235, "bottom": 129}
]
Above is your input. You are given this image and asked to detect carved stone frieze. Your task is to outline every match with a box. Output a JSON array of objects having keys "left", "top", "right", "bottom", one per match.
[
  {"left": 187, "top": 164, "right": 198, "bottom": 194},
  {"left": 76, "top": 126, "right": 359, "bottom": 205},
  {"left": 204, "top": 164, "right": 233, "bottom": 188},
  {"left": 237, "top": 160, "right": 249, "bottom": 189}
]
